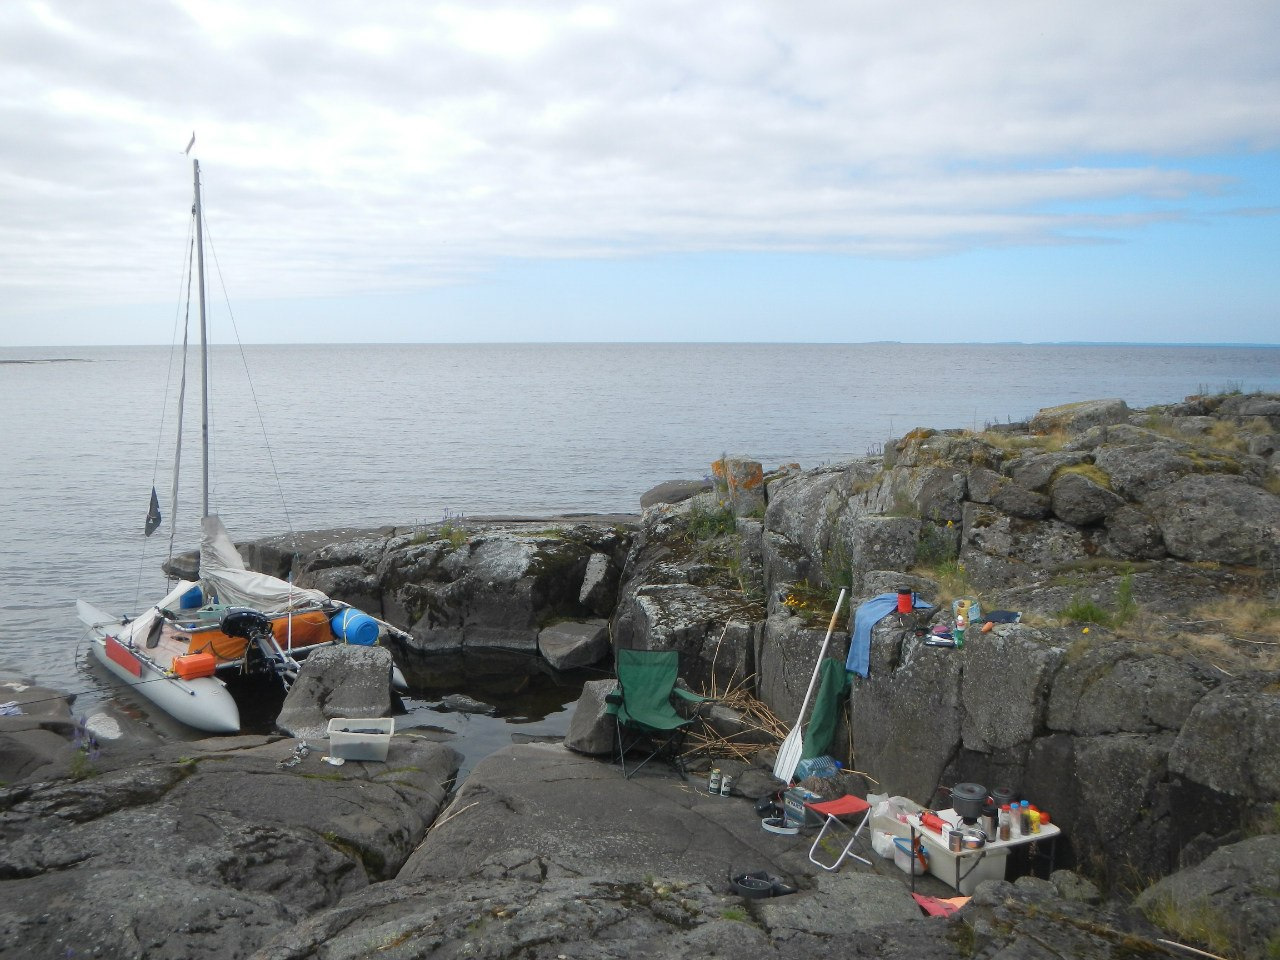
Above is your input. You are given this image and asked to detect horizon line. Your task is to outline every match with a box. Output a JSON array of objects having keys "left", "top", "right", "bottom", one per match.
[{"left": 4, "top": 339, "right": 1279, "bottom": 350}]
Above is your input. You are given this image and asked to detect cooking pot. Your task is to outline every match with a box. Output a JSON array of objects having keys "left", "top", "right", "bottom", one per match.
[
  {"left": 961, "top": 827, "right": 986, "bottom": 850},
  {"left": 951, "top": 782, "right": 987, "bottom": 821},
  {"left": 991, "top": 786, "right": 1018, "bottom": 809}
]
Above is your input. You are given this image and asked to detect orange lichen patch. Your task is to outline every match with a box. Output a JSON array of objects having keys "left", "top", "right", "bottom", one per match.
[
  {"left": 896, "top": 428, "right": 935, "bottom": 448},
  {"left": 712, "top": 459, "right": 765, "bottom": 491}
]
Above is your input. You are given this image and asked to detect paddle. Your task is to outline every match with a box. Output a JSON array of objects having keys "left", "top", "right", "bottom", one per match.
[{"left": 773, "top": 587, "right": 847, "bottom": 785}]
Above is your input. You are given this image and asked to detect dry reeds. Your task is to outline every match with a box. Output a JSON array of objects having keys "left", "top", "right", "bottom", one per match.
[{"left": 681, "top": 670, "right": 788, "bottom": 765}]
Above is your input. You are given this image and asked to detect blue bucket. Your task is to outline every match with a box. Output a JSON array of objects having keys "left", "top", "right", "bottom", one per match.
[
  {"left": 179, "top": 585, "right": 204, "bottom": 610},
  {"left": 330, "top": 609, "right": 379, "bottom": 646}
]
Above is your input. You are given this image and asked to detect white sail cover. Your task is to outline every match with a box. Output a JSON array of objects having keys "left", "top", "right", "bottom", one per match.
[
  {"left": 199, "top": 515, "right": 329, "bottom": 612},
  {"left": 112, "top": 579, "right": 200, "bottom": 646}
]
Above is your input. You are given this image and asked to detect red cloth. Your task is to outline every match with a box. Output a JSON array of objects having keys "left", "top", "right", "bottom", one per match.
[
  {"left": 805, "top": 794, "right": 871, "bottom": 817},
  {"left": 912, "top": 893, "right": 969, "bottom": 917}
]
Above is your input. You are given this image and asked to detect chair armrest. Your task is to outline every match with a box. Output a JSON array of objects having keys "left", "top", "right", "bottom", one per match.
[
  {"left": 605, "top": 691, "right": 624, "bottom": 707},
  {"left": 672, "top": 687, "right": 707, "bottom": 703}
]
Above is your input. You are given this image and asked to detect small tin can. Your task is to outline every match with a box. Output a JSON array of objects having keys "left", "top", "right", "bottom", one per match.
[
  {"left": 719, "top": 773, "right": 734, "bottom": 796},
  {"left": 708, "top": 768, "right": 722, "bottom": 794},
  {"left": 946, "top": 825, "right": 963, "bottom": 853}
]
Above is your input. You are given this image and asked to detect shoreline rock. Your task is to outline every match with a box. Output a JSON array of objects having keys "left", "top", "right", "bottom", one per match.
[{"left": 6, "top": 391, "right": 1277, "bottom": 960}]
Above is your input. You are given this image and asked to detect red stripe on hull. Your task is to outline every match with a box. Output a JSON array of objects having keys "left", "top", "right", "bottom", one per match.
[{"left": 105, "top": 636, "right": 143, "bottom": 677}]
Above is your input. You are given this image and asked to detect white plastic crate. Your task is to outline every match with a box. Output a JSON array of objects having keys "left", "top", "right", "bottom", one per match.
[{"left": 326, "top": 717, "right": 394, "bottom": 761}]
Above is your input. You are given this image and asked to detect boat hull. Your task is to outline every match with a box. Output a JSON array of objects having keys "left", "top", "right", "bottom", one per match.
[{"left": 79, "top": 600, "right": 241, "bottom": 734}]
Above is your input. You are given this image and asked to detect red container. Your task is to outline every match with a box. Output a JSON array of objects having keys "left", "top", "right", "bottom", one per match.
[
  {"left": 920, "top": 811, "right": 947, "bottom": 833},
  {"left": 897, "top": 589, "right": 913, "bottom": 614},
  {"left": 173, "top": 652, "right": 217, "bottom": 680}
]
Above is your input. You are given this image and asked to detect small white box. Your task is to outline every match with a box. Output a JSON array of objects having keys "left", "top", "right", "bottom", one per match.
[{"left": 326, "top": 717, "right": 394, "bottom": 761}]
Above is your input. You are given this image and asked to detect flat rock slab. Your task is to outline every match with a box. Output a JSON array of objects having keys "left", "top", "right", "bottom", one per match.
[
  {"left": 538, "top": 619, "right": 610, "bottom": 670},
  {"left": 398, "top": 741, "right": 949, "bottom": 907},
  {"left": 402, "top": 742, "right": 825, "bottom": 885},
  {"left": 0, "top": 733, "right": 460, "bottom": 960},
  {"left": 755, "top": 872, "right": 924, "bottom": 935}
]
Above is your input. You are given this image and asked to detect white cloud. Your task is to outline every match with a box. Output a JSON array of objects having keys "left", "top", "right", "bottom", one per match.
[{"left": 0, "top": 0, "right": 1277, "bottom": 330}]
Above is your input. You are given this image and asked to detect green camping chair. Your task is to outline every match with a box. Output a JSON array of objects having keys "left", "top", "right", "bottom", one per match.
[{"left": 606, "top": 648, "right": 707, "bottom": 779}]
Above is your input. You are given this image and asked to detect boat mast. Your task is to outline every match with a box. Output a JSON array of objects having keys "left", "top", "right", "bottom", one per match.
[{"left": 192, "top": 159, "right": 210, "bottom": 519}]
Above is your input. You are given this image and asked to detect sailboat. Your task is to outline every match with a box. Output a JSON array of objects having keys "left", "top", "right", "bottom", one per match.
[{"left": 78, "top": 158, "right": 405, "bottom": 733}]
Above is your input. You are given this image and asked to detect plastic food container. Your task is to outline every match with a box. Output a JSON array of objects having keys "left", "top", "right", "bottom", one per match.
[
  {"left": 326, "top": 717, "right": 394, "bottom": 761},
  {"left": 893, "top": 837, "right": 929, "bottom": 875}
]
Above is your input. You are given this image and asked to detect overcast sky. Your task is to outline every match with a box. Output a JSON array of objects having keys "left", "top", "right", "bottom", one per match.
[{"left": 2, "top": 1, "right": 1278, "bottom": 346}]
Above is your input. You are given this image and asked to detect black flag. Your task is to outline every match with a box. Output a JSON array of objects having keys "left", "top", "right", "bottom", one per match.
[{"left": 144, "top": 487, "right": 162, "bottom": 537}]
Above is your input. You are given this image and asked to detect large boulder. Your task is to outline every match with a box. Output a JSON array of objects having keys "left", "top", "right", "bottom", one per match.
[
  {"left": 991, "top": 480, "right": 1052, "bottom": 520},
  {"left": 755, "top": 610, "right": 854, "bottom": 738},
  {"left": 850, "top": 631, "right": 964, "bottom": 804},
  {"left": 1101, "top": 504, "right": 1167, "bottom": 559},
  {"left": 1145, "top": 474, "right": 1280, "bottom": 565},
  {"left": 1137, "top": 834, "right": 1280, "bottom": 960},
  {"left": 1092, "top": 440, "right": 1200, "bottom": 501},
  {"left": 1030, "top": 399, "right": 1131, "bottom": 435},
  {"left": 961, "top": 626, "right": 1065, "bottom": 755},
  {"left": 359, "top": 520, "right": 635, "bottom": 655},
  {"left": 1007, "top": 452, "right": 1090, "bottom": 491},
  {"left": 0, "top": 670, "right": 77, "bottom": 784},
  {"left": 1168, "top": 674, "right": 1280, "bottom": 800},
  {"left": 639, "top": 478, "right": 713, "bottom": 509},
  {"left": 1071, "top": 731, "right": 1179, "bottom": 879},
  {"left": 837, "top": 514, "right": 921, "bottom": 591},
  {"left": 1050, "top": 470, "right": 1125, "bottom": 526},
  {"left": 1046, "top": 642, "right": 1218, "bottom": 737},
  {"left": 578, "top": 552, "right": 621, "bottom": 615},
  {"left": 959, "top": 504, "right": 1097, "bottom": 589},
  {"left": 562, "top": 680, "right": 617, "bottom": 756},
  {"left": 610, "top": 583, "right": 762, "bottom": 692},
  {"left": 712, "top": 457, "right": 766, "bottom": 517},
  {"left": 538, "top": 620, "right": 610, "bottom": 671},
  {"left": 275, "top": 643, "right": 397, "bottom": 739},
  {"left": 763, "top": 464, "right": 861, "bottom": 570}
]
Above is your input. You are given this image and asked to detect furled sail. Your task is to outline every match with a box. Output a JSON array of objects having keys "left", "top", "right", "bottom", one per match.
[{"left": 198, "top": 515, "right": 328, "bottom": 612}]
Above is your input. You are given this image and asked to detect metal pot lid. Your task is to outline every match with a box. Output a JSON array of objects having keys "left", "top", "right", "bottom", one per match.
[{"left": 951, "top": 782, "right": 987, "bottom": 803}]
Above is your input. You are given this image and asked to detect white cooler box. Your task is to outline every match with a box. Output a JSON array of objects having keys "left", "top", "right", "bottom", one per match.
[{"left": 930, "top": 847, "right": 1008, "bottom": 895}]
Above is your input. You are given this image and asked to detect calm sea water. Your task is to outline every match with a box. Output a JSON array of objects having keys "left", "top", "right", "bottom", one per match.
[{"left": 2, "top": 342, "right": 1277, "bottom": 754}]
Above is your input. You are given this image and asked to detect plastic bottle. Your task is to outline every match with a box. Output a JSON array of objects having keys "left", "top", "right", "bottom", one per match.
[
  {"left": 954, "top": 615, "right": 966, "bottom": 648},
  {"left": 998, "top": 805, "right": 1011, "bottom": 841},
  {"left": 795, "top": 756, "right": 841, "bottom": 779},
  {"left": 1020, "top": 801, "right": 1031, "bottom": 836}
]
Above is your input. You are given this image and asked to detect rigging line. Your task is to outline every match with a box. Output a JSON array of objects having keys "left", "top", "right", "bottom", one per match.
[
  {"left": 199, "top": 199, "right": 299, "bottom": 546},
  {"left": 134, "top": 218, "right": 199, "bottom": 614}
]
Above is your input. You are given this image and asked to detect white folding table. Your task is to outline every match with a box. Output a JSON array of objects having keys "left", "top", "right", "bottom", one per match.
[{"left": 909, "top": 811, "right": 1062, "bottom": 895}]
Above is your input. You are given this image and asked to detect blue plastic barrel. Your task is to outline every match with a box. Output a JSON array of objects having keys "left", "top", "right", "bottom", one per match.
[
  {"left": 330, "top": 609, "right": 379, "bottom": 646},
  {"left": 179, "top": 586, "right": 204, "bottom": 610}
]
